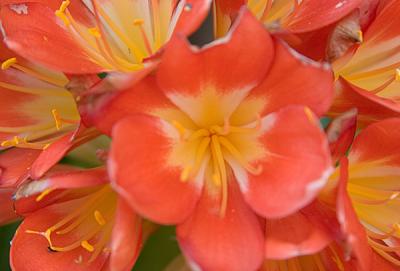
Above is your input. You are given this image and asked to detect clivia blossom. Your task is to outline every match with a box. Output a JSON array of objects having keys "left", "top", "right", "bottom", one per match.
[
  {"left": 91, "top": 9, "right": 336, "bottom": 271},
  {"left": 324, "top": 118, "right": 400, "bottom": 269},
  {"left": 213, "top": 0, "right": 371, "bottom": 60},
  {"left": 0, "top": 0, "right": 211, "bottom": 74},
  {"left": 9, "top": 166, "right": 145, "bottom": 271},
  {"left": 331, "top": 0, "right": 400, "bottom": 126}
]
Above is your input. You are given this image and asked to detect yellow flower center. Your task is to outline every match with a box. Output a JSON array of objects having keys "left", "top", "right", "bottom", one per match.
[
  {"left": 0, "top": 57, "right": 80, "bottom": 150},
  {"left": 54, "top": 0, "right": 186, "bottom": 72}
]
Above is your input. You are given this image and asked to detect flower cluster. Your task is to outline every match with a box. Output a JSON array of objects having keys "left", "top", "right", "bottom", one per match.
[{"left": 0, "top": 0, "right": 399, "bottom": 270}]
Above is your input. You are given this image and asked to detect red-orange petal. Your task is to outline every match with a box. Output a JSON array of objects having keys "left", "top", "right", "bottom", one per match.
[
  {"left": 177, "top": 181, "right": 264, "bottom": 271},
  {"left": 283, "top": 0, "right": 362, "bottom": 33},
  {"left": 108, "top": 198, "right": 142, "bottom": 271},
  {"left": 0, "top": 3, "right": 102, "bottom": 73},
  {"left": 239, "top": 106, "right": 332, "bottom": 218},
  {"left": 157, "top": 9, "right": 274, "bottom": 97},
  {"left": 248, "top": 39, "right": 334, "bottom": 117},
  {"left": 109, "top": 114, "right": 201, "bottom": 224},
  {"left": 265, "top": 206, "right": 332, "bottom": 260}
]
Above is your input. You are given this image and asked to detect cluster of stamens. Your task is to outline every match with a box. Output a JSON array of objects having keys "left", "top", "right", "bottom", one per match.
[
  {"left": 26, "top": 186, "right": 116, "bottom": 264},
  {"left": 348, "top": 163, "right": 400, "bottom": 265},
  {"left": 0, "top": 58, "right": 79, "bottom": 150},
  {"left": 172, "top": 117, "right": 263, "bottom": 216},
  {"left": 53, "top": 0, "right": 192, "bottom": 72}
]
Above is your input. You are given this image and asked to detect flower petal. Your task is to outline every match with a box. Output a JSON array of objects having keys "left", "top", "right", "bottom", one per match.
[
  {"left": 245, "top": 40, "right": 334, "bottom": 117},
  {"left": 0, "top": 2, "right": 102, "bottom": 73},
  {"left": 177, "top": 181, "right": 264, "bottom": 271},
  {"left": 81, "top": 74, "right": 173, "bottom": 135},
  {"left": 0, "top": 188, "right": 19, "bottom": 225},
  {"left": 157, "top": 8, "right": 274, "bottom": 97},
  {"left": 0, "top": 148, "right": 41, "bottom": 187},
  {"left": 265, "top": 205, "right": 332, "bottom": 260},
  {"left": 108, "top": 198, "right": 142, "bottom": 271},
  {"left": 327, "top": 108, "right": 357, "bottom": 164},
  {"left": 349, "top": 118, "right": 400, "bottom": 165},
  {"left": 172, "top": 0, "right": 212, "bottom": 37},
  {"left": 109, "top": 114, "right": 201, "bottom": 224},
  {"left": 10, "top": 201, "right": 108, "bottom": 271},
  {"left": 283, "top": 0, "right": 362, "bottom": 33},
  {"left": 238, "top": 106, "right": 332, "bottom": 218},
  {"left": 330, "top": 79, "right": 400, "bottom": 126}
]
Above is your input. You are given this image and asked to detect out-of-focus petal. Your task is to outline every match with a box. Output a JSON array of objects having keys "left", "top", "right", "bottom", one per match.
[
  {"left": 109, "top": 114, "right": 201, "bottom": 224},
  {"left": 177, "top": 180, "right": 264, "bottom": 271}
]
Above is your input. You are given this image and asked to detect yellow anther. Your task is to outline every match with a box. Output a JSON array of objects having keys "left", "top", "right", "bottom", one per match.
[
  {"left": 395, "top": 69, "right": 400, "bottom": 82},
  {"left": 94, "top": 210, "right": 106, "bottom": 226},
  {"left": 59, "top": 0, "right": 70, "bottom": 12},
  {"left": 1, "top": 57, "right": 17, "bottom": 70},
  {"left": 55, "top": 1, "right": 71, "bottom": 26},
  {"left": 36, "top": 188, "right": 53, "bottom": 202},
  {"left": 304, "top": 106, "right": 315, "bottom": 123},
  {"left": 357, "top": 30, "right": 363, "bottom": 43},
  {"left": 133, "top": 19, "right": 144, "bottom": 26},
  {"left": 51, "top": 109, "right": 62, "bottom": 130},
  {"left": 88, "top": 27, "right": 101, "bottom": 38},
  {"left": 180, "top": 165, "right": 192, "bottom": 182},
  {"left": 81, "top": 240, "right": 94, "bottom": 252}
]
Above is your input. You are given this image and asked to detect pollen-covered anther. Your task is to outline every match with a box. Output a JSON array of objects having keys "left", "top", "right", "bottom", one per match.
[
  {"left": 1, "top": 57, "right": 17, "bottom": 70},
  {"left": 55, "top": 0, "right": 71, "bottom": 26},
  {"left": 88, "top": 27, "right": 101, "bottom": 38},
  {"left": 51, "top": 108, "right": 79, "bottom": 130},
  {"left": 81, "top": 240, "right": 95, "bottom": 252},
  {"left": 94, "top": 210, "right": 106, "bottom": 226}
]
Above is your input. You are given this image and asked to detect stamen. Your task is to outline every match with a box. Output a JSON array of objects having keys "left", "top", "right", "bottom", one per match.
[
  {"left": 93, "top": 1, "right": 146, "bottom": 62},
  {"left": 36, "top": 188, "right": 53, "bottom": 202},
  {"left": 218, "top": 136, "right": 263, "bottom": 175},
  {"left": 133, "top": 19, "right": 153, "bottom": 55},
  {"left": 357, "top": 30, "right": 363, "bottom": 43},
  {"left": 88, "top": 27, "right": 101, "bottom": 38},
  {"left": 52, "top": 109, "right": 62, "bottom": 130},
  {"left": 1, "top": 136, "right": 20, "bottom": 148},
  {"left": 1, "top": 57, "right": 17, "bottom": 70},
  {"left": 211, "top": 135, "right": 228, "bottom": 217},
  {"left": 94, "top": 210, "right": 106, "bottom": 226},
  {"left": 81, "top": 240, "right": 95, "bottom": 252},
  {"left": 55, "top": 0, "right": 71, "bottom": 26},
  {"left": 151, "top": 0, "right": 162, "bottom": 51}
]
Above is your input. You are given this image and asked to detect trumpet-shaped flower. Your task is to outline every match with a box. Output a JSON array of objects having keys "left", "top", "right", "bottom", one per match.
[
  {"left": 213, "top": 0, "right": 367, "bottom": 60},
  {"left": 324, "top": 118, "right": 400, "bottom": 268},
  {"left": 0, "top": 0, "right": 211, "bottom": 73},
  {"left": 10, "top": 167, "right": 144, "bottom": 271},
  {"left": 331, "top": 0, "right": 400, "bottom": 125},
  {"left": 102, "top": 9, "right": 333, "bottom": 270}
]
